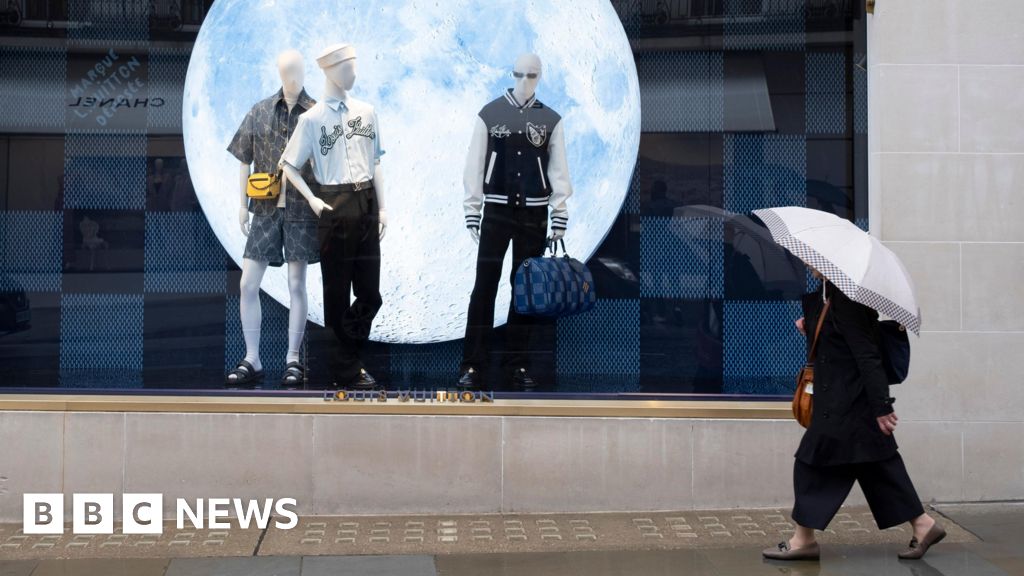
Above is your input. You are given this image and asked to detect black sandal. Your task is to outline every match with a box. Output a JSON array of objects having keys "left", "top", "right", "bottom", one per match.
[
  {"left": 281, "top": 362, "right": 305, "bottom": 389},
  {"left": 225, "top": 360, "right": 263, "bottom": 388}
]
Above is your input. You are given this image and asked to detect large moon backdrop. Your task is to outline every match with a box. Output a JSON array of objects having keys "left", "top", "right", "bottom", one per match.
[{"left": 182, "top": 0, "right": 641, "bottom": 344}]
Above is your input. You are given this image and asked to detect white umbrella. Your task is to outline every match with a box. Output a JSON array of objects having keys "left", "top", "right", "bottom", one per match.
[{"left": 753, "top": 206, "right": 922, "bottom": 335}]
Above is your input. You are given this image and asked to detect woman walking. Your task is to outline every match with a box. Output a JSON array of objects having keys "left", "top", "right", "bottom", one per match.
[{"left": 763, "top": 274, "right": 945, "bottom": 561}]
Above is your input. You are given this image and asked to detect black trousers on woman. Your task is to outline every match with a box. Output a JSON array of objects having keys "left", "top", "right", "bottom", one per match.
[{"left": 792, "top": 453, "right": 925, "bottom": 530}]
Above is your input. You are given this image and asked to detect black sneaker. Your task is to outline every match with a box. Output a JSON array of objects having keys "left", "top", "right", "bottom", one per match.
[
  {"left": 350, "top": 368, "right": 377, "bottom": 390},
  {"left": 510, "top": 368, "right": 537, "bottom": 391},
  {"left": 458, "top": 367, "right": 480, "bottom": 390}
]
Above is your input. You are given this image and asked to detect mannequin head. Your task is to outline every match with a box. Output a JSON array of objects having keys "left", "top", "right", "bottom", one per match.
[
  {"left": 277, "top": 49, "right": 305, "bottom": 99},
  {"left": 512, "top": 53, "right": 542, "bottom": 102},
  {"left": 317, "top": 43, "right": 357, "bottom": 95},
  {"left": 325, "top": 59, "right": 357, "bottom": 92}
]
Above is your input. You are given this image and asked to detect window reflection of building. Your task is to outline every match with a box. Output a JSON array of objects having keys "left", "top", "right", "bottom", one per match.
[
  {"left": 12, "top": 0, "right": 212, "bottom": 35},
  {"left": 148, "top": 158, "right": 172, "bottom": 204},
  {"left": 146, "top": 157, "right": 198, "bottom": 212},
  {"left": 614, "top": 0, "right": 853, "bottom": 36}
]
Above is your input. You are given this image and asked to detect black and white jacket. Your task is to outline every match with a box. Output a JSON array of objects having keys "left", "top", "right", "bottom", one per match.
[{"left": 463, "top": 89, "right": 572, "bottom": 231}]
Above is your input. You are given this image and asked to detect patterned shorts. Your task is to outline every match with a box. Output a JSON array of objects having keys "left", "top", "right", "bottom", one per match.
[{"left": 242, "top": 209, "right": 319, "bottom": 266}]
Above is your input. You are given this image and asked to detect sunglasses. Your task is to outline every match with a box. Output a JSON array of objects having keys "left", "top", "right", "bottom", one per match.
[{"left": 511, "top": 71, "right": 539, "bottom": 79}]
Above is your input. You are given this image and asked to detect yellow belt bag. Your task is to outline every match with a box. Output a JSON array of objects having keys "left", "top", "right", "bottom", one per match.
[{"left": 246, "top": 171, "right": 282, "bottom": 199}]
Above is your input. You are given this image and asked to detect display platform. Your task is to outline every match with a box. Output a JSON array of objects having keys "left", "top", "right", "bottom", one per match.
[{"left": 0, "top": 391, "right": 789, "bottom": 418}]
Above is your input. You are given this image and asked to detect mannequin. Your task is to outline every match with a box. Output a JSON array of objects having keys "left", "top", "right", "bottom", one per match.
[
  {"left": 225, "top": 49, "right": 319, "bottom": 388},
  {"left": 459, "top": 53, "right": 573, "bottom": 391},
  {"left": 280, "top": 43, "right": 387, "bottom": 389}
]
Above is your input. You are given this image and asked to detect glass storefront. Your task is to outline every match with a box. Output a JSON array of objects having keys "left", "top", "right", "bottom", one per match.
[{"left": 0, "top": 0, "right": 867, "bottom": 395}]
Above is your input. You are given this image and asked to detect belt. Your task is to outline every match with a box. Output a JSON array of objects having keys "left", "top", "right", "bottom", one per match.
[{"left": 313, "top": 180, "right": 374, "bottom": 194}]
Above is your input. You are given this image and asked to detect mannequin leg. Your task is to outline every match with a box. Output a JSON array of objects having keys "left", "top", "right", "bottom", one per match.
[
  {"left": 233, "top": 258, "right": 269, "bottom": 379},
  {"left": 503, "top": 208, "right": 549, "bottom": 371},
  {"left": 286, "top": 262, "right": 308, "bottom": 364},
  {"left": 462, "top": 205, "right": 514, "bottom": 372},
  {"left": 317, "top": 192, "right": 357, "bottom": 383}
]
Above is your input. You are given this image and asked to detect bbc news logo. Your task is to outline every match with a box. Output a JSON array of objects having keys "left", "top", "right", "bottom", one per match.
[{"left": 23, "top": 494, "right": 298, "bottom": 534}]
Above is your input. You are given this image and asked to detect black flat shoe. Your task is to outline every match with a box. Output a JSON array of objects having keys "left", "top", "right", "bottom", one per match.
[
  {"left": 350, "top": 368, "right": 377, "bottom": 390},
  {"left": 458, "top": 367, "right": 480, "bottom": 390},
  {"left": 510, "top": 368, "right": 537, "bottom": 391},
  {"left": 225, "top": 360, "right": 263, "bottom": 389},
  {"left": 280, "top": 362, "right": 304, "bottom": 390}
]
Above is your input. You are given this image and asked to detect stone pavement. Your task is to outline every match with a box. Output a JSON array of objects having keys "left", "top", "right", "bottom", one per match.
[{"left": 0, "top": 503, "right": 1020, "bottom": 575}]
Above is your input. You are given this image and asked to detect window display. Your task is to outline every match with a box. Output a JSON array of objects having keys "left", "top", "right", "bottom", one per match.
[
  {"left": 0, "top": 0, "right": 866, "bottom": 397},
  {"left": 459, "top": 53, "right": 573, "bottom": 392},
  {"left": 225, "top": 49, "right": 318, "bottom": 389}
]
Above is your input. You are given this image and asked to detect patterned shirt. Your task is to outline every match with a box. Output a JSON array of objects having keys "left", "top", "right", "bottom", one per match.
[
  {"left": 227, "top": 88, "right": 318, "bottom": 221},
  {"left": 280, "top": 93, "right": 383, "bottom": 186}
]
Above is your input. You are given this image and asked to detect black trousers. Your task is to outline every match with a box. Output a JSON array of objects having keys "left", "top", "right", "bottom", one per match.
[
  {"left": 316, "top": 186, "right": 382, "bottom": 384},
  {"left": 462, "top": 203, "right": 548, "bottom": 373},
  {"left": 792, "top": 453, "right": 925, "bottom": 530}
]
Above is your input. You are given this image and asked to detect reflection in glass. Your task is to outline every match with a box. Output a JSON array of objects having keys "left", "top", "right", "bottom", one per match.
[{"left": 0, "top": 0, "right": 866, "bottom": 394}]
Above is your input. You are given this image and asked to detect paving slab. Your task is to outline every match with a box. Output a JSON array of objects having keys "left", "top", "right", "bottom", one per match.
[
  {"left": 165, "top": 556, "right": 300, "bottom": 576},
  {"left": 935, "top": 502, "right": 1024, "bottom": 575},
  {"left": 29, "top": 558, "right": 170, "bottom": 576},
  {"left": 301, "top": 555, "right": 437, "bottom": 576},
  {"left": 0, "top": 561, "right": 36, "bottom": 576}
]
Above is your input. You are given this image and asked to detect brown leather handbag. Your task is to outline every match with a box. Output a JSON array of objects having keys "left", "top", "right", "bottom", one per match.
[{"left": 793, "top": 299, "right": 831, "bottom": 428}]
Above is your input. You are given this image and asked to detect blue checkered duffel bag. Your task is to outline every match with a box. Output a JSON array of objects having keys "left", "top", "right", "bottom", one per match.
[{"left": 514, "top": 239, "right": 597, "bottom": 318}]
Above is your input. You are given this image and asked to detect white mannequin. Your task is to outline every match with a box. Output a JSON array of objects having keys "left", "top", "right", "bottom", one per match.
[
  {"left": 230, "top": 49, "right": 310, "bottom": 382},
  {"left": 468, "top": 53, "right": 562, "bottom": 245},
  {"left": 281, "top": 56, "right": 388, "bottom": 238},
  {"left": 457, "top": 52, "right": 573, "bottom": 389}
]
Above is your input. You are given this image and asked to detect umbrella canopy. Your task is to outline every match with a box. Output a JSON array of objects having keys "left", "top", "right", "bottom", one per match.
[{"left": 753, "top": 207, "right": 922, "bottom": 334}]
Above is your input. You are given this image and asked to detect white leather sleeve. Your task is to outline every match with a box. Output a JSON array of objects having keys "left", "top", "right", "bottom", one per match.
[
  {"left": 463, "top": 116, "right": 488, "bottom": 229},
  {"left": 546, "top": 121, "right": 572, "bottom": 231}
]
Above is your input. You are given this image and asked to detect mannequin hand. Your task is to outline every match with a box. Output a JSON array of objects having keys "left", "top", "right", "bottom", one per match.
[
  {"left": 310, "top": 197, "right": 332, "bottom": 217},
  {"left": 550, "top": 228, "right": 565, "bottom": 242},
  {"left": 378, "top": 210, "right": 388, "bottom": 241},
  {"left": 468, "top": 226, "right": 480, "bottom": 244},
  {"left": 795, "top": 317, "right": 806, "bottom": 335},
  {"left": 239, "top": 207, "right": 250, "bottom": 236},
  {"left": 877, "top": 412, "right": 898, "bottom": 436}
]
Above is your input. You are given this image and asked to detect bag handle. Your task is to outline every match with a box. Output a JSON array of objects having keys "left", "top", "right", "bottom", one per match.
[
  {"left": 807, "top": 298, "right": 832, "bottom": 364},
  {"left": 547, "top": 237, "right": 569, "bottom": 258},
  {"left": 544, "top": 236, "right": 569, "bottom": 256}
]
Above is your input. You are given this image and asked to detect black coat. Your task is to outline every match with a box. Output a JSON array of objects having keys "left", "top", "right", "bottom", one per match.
[{"left": 796, "top": 282, "right": 898, "bottom": 466}]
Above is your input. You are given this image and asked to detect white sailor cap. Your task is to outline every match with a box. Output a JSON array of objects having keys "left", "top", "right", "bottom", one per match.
[{"left": 316, "top": 43, "right": 357, "bottom": 69}]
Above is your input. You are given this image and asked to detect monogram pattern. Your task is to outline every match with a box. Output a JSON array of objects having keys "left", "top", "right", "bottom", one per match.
[
  {"left": 242, "top": 209, "right": 319, "bottom": 266},
  {"left": 227, "top": 88, "right": 318, "bottom": 221}
]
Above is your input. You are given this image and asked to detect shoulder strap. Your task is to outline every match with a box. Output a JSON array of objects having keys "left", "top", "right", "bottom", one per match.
[{"left": 807, "top": 299, "right": 832, "bottom": 363}]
